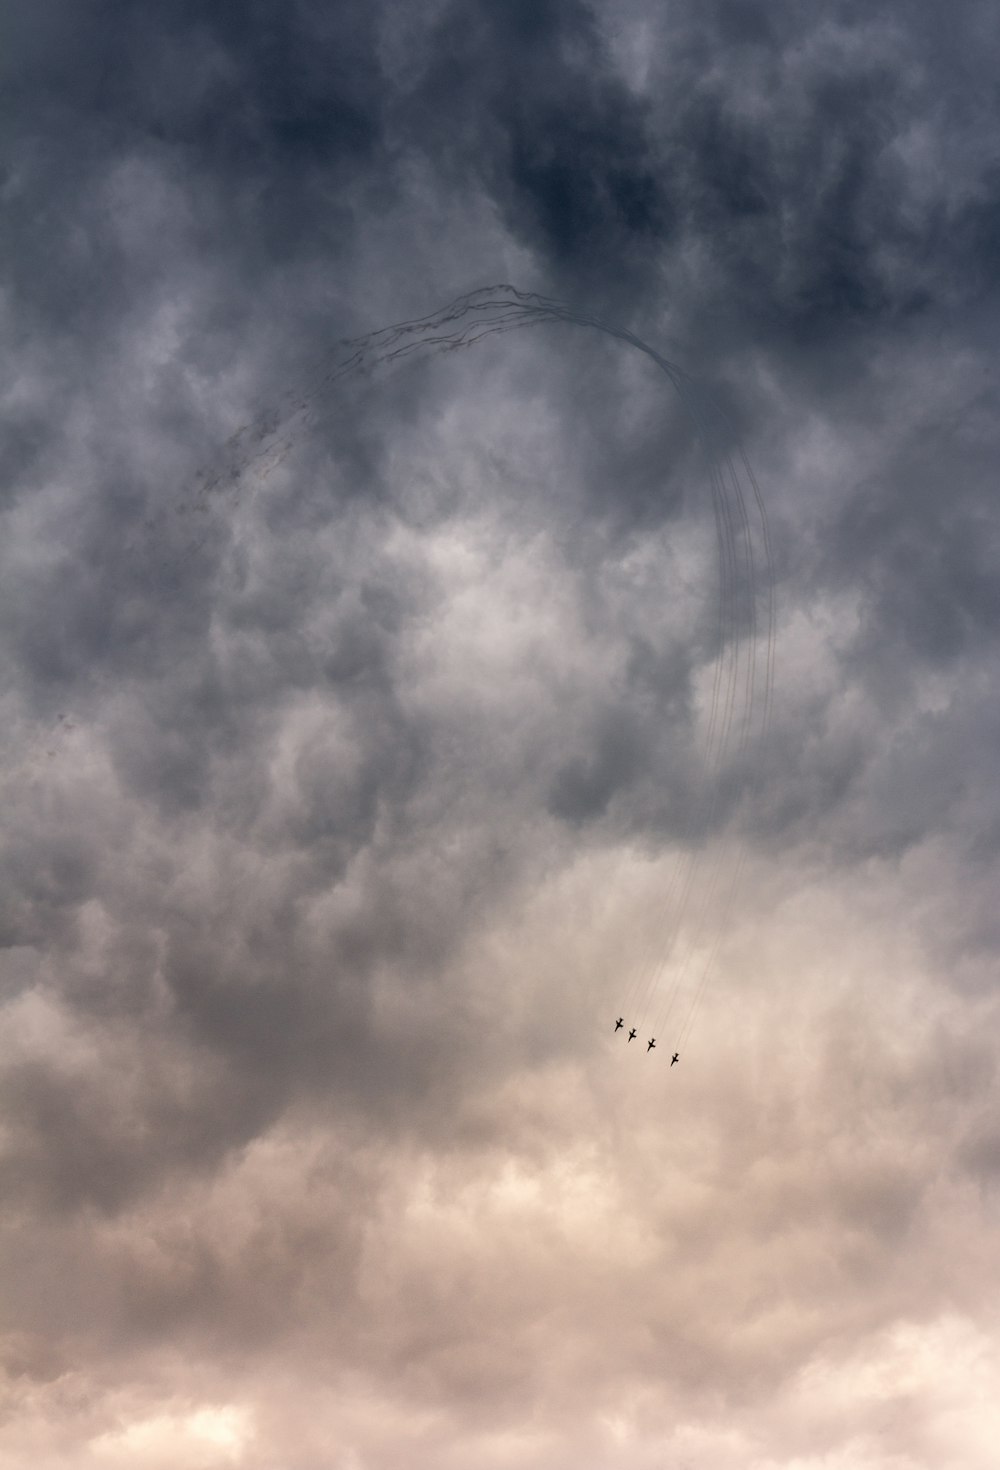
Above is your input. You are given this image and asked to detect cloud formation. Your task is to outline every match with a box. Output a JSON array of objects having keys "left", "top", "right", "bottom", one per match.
[{"left": 2, "top": 1, "right": 1000, "bottom": 1466}]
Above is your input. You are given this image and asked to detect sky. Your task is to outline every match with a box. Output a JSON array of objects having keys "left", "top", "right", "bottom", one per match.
[{"left": 2, "top": 2, "right": 1000, "bottom": 1466}]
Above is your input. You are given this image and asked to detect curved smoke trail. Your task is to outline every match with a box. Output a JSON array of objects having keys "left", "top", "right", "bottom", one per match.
[{"left": 193, "top": 285, "right": 774, "bottom": 1056}]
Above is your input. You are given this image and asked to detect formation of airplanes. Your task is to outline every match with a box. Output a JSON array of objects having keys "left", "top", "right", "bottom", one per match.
[{"left": 614, "top": 1018, "right": 678, "bottom": 1063}]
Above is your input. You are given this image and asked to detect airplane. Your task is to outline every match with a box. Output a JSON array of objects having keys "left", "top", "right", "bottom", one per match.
[
  {"left": 647, "top": 1038, "right": 656, "bottom": 1053},
  {"left": 614, "top": 1017, "right": 624, "bottom": 1032},
  {"left": 671, "top": 1052, "right": 679, "bottom": 1066},
  {"left": 627, "top": 1028, "right": 637, "bottom": 1042}
]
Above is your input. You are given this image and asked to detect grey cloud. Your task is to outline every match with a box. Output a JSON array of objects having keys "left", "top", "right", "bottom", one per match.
[
  {"left": 413, "top": 0, "right": 672, "bottom": 295},
  {"left": 639, "top": 1, "right": 1000, "bottom": 338},
  {"left": 3, "top": 1, "right": 1000, "bottom": 1466},
  {"left": 829, "top": 389, "right": 1000, "bottom": 673}
]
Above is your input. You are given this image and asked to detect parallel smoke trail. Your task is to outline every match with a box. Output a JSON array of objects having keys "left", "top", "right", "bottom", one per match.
[{"left": 196, "top": 285, "right": 773, "bottom": 1054}]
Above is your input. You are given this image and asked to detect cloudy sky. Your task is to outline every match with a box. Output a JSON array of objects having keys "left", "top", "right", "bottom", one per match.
[{"left": 3, "top": 2, "right": 1000, "bottom": 1466}]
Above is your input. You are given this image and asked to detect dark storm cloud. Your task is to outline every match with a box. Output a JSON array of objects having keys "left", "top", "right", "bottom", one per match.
[
  {"left": 8, "top": 0, "right": 999, "bottom": 367},
  {"left": 4, "top": 2, "right": 1000, "bottom": 1465},
  {"left": 394, "top": 0, "right": 672, "bottom": 298},
  {"left": 634, "top": 0, "right": 1000, "bottom": 342},
  {"left": 0, "top": 0, "right": 995, "bottom": 1183},
  {"left": 2, "top": 0, "right": 385, "bottom": 251}
]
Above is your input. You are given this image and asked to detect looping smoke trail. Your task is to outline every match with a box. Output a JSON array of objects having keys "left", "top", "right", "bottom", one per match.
[{"left": 196, "top": 285, "right": 774, "bottom": 1055}]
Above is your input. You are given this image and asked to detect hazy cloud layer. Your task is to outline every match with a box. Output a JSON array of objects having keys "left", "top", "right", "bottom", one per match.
[{"left": 3, "top": 1, "right": 1000, "bottom": 1466}]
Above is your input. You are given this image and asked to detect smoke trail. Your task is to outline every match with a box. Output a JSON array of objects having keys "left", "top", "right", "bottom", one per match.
[{"left": 181, "top": 285, "right": 774, "bottom": 1053}]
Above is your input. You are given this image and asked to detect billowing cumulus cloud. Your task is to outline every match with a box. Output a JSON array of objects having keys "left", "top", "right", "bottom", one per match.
[{"left": 2, "top": 1, "right": 1000, "bottom": 1467}]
